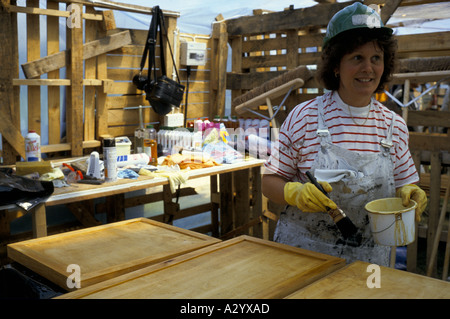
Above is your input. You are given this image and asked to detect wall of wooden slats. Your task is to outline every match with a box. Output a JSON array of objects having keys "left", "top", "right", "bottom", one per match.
[{"left": 1, "top": 1, "right": 215, "bottom": 163}]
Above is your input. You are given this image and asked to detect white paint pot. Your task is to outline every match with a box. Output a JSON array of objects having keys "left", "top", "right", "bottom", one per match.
[{"left": 365, "top": 198, "right": 416, "bottom": 246}]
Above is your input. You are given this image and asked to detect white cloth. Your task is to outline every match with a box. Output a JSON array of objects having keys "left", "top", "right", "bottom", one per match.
[{"left": 314, "top": 169, "right": 364, "bottom": 183}]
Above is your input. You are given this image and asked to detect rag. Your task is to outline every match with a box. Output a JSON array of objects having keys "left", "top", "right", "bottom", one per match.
[{"left": 139, "top": 168, "right": 188, "bottom": 193}]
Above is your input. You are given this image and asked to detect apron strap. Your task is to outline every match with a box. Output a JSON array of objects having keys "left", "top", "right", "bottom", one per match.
[
  {"left": 316, "top": 95, "right": 332, "bottom": 145},
  {"left": 380, "top": 110, "right": 396, "bottom": 154}
]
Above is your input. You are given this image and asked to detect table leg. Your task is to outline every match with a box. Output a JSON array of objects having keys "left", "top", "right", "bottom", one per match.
[
  {"left": 31, "top": 203, "right": 47, "bottom": 238},
  {"left": 106, "top": 194, "right": 125, "bottom": 223}
]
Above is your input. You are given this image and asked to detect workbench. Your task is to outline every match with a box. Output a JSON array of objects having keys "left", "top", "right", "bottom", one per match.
[{"left": 0, "top": 158, "right": 264, "bottom": 249}]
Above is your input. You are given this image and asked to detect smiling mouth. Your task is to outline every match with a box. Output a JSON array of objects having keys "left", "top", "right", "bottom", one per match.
[{"left": 356, "top": 78, "right": 373, "bottom": 83}]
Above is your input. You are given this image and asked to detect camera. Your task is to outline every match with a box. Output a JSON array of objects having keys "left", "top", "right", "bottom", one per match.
[
  {"left": 133, "top": 73, "right": 185, "bottom": 116},
  {"left": 133, "top": 73, "right": 150, "bottom": 91}
]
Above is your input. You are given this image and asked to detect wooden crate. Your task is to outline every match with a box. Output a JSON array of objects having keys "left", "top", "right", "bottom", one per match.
[
  {"left": 286, "top": 261, "right": 450, "bottom": 299},
  {"left": 7, "top": 218, "right": 220, "bottom": 290},
  {"left": 56, "top": 235, "right": 345, "bottom": 299}
]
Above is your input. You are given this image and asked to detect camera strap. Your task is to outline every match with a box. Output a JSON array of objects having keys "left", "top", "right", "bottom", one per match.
[{"left": 139, "top": 6, "right": 181, "bottom": 86}]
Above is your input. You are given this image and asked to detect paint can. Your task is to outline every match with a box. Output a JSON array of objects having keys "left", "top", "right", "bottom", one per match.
[{"left": 365, "top": 197, "right": 416, "bottom": 246}]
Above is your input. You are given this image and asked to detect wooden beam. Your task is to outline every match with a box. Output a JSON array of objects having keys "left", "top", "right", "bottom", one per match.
[
  {"left": 0, "top": 0, "right": 24, "bottom": 161},
  {"left": 0, "top": 108, "right": 25, "bottom": 159},
  {"left": 47, "top": 0, "right": 61, "bottom": 146},
  {"left": 56, "top": 0, "right": 180, "bottom": 17},
  {"left": 27, "top": 0, "right": 41, "bottom": 134},
  {"left": 9, "top": 4, "right": 103, "bottom": 20},
  {"left": 409, "top": 132, "right": 450, "bottom": 152},
  {"left": 225, "top": 2, "right": 349, "bottom": 36},
  {"left": 22, "top": 30, "right": 132, "bottom": 79},
  {"left": 67, "top": 4, "right": 84, "bottom": 157},
  {"left": 407, "top": 110, "right": 450, "bottom": 128},
  {"left": 378, "top": 0, "right": 402, "bottom": 24}
]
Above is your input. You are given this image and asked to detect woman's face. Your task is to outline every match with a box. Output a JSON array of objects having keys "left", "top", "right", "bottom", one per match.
[{"left": 336, "top": 41, "right": 384, "bottom": 107}]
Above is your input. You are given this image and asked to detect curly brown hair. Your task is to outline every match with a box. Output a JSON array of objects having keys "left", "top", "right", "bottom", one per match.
[{"left": 317, "top": 28, "right": 397, "bottom": 93}]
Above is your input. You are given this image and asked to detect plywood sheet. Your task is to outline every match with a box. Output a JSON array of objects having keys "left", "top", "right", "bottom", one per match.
[
  {"left": 57, "top": 235, "right": 345, "bottom": 299},
  {"left": 286, "top": 261, "right": 450, "bottom": 299},
  {"left": 7, "top": 218, "right": 220, "bottom": 290}
]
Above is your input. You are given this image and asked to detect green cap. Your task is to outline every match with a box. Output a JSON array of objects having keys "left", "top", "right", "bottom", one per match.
[{"left": 323, "top": 2, "right": 393, "bottom": 46}]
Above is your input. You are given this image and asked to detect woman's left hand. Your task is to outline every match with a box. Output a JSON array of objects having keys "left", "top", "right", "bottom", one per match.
[{"left": 396, "top": 184, "right": 428, "bottom": 222}]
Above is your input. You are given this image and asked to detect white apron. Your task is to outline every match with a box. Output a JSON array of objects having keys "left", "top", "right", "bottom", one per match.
[{"left": 274, "top": 96, "right": 396, "bottom": 266}]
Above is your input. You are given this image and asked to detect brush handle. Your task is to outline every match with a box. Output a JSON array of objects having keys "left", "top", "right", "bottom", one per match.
[{"left": 305, "top": 171, "right": 329, "bottom": 197}]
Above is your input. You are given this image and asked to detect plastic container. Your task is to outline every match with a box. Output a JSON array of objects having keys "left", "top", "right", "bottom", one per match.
[
  {"left": 365, "top": 197, "right": 417, "bottom": 246},
  {"left": 115, "top": 136, "right": 132, "bottom": 156},
  {"left": 25, "top": 131, "right": 41, "bottom": 162},
  {"left": 143, "top": 125, "right": 158, "bottom": 166},
  {"left": 116, "top": 153, "right": 150, "bottom": 167}
]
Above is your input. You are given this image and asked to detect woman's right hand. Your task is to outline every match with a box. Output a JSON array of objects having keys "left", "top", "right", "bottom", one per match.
[{"left": 284, "top": 182, "right": 337, "bottom": 213}]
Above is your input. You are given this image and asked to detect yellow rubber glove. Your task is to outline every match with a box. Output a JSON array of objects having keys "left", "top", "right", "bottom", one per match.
[
  {"left": 284, "top": 182, "right": 337, "bottom": 213},
  {"left": 396, "top": 184, "right": 427, "bottom": 222}
]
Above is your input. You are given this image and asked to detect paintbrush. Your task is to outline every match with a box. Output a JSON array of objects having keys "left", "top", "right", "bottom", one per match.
[{"left": 306, "top": 171, "right": 359, "bottom": 241}]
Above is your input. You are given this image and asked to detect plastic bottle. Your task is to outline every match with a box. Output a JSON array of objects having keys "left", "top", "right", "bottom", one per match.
[
  {"left": 221, "top": 116, "right": 230, "bottom": 128},
  {"left": 213, "top": 115, "right": 221, "bottom": 126},
  {"left": 103, "top": 137, "right": 117, "bottom": 182},
  {"left": 143, "top": 125, "right": 158, "bottom": 166},
  {"left": 25, "top": 130, "right": 41, "bottom": 162},
  {"left": 230, "top": 116, "right": 238, "bottom": 129},
  {"left": 238, "top": 117, "right": 245, "bottom": 130},
  {"left": 192, "top": 124, "right": 203, "bottom": 151},
  {"left": 134, "top": 105, "right": 145, "bottom": 154}
]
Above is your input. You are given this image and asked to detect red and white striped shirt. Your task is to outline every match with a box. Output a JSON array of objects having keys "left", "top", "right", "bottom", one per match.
[{"left": 264, "top": 91, "right": 419, "bottom": 187}]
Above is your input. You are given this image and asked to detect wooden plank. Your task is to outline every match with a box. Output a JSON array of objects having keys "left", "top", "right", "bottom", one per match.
[
  {"left": 234, "top": 169, "right": 250, "bottom": 234},
  {"left": 210, "top": 175, "right": 219, "bottom": 237},
  {"left": 0, "top": 107, "right": 25, "bottom": 160},
  {"left": 66, "top": 4, "right": 84, "bottom": 157},
  {"left": 95, "top": 28, "right": 109, "bottom": 138},
  {"left": 66, "top": 201, "right": 101, "bottom": 227},
  {"left": 56, "top": 235, "right": 345, "bottom": 299},
  {"left": 220, "top": 172, "right": 233, "bottom": 236},
  {"left": 409, "top": 132, "right": 450, "bottom": 152},
  {"left": 407, "top": 110, "right": 450, "bottom": 128},
  {"left": 210, "top": 22, "right": 228, "bottom": 118},
  {"left": 225, "top": 2, "right": 348, "bottom": 36},
  {"left": 286, "top": 261, "right": 450, "bottom": 299},
  {"left": 106, "top": 95, "right": 148, "bottom": 109},
  {"left": 31, "top": 203, "right": 47, "bottom": 238},
  {"left": 378, "top": 0, "right": 402, "bottom": 24},
  {"left": 40, "top": 140, "right": 101, "bottom": 154},
  {"left": 27, "top": 0, "right": 41, "bottom": 134},
  {"left": 84, "top": 6, "right": 98, "bottom": 141},
  {"left": 427, "top": 151, "right": 441, "bottom": 277},
  {"left": 7, "top": 218, "right": 220, "bottom": 290},
  {"left": 47, "top": 1, "right": 61, "bottom": 145},
  {"left": 56, "top": 0, "right": 180, "bottom": 17},
  {"left": 251, "top": 165, "right": 263, "bottom": 238},
  {"left": 397, "top": 32, "right": 450, "bottom": 55},
  {"left": 22, "top": 30, "right": 132, "bottom": 79},
  {"left": 9, "top": 4, "right": 103, "bottom": 20}
]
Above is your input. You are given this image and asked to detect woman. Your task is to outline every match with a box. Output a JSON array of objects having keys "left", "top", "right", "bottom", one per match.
[{"left": 262, "top": 2, "right": 427, "bottom": 266}]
